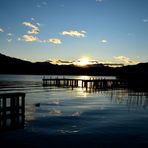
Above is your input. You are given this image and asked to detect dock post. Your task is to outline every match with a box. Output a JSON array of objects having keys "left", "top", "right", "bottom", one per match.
[{"left": 0, "top": 93, "right": 25, "bottom": 131}]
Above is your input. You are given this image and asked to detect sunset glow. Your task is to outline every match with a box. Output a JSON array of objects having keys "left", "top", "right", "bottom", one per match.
[
  {"left": 74, "top": 57, "right": 91, "bottom": 67},
  {"left": 0, "top": 0, "right": 148, "bottom": 64}
]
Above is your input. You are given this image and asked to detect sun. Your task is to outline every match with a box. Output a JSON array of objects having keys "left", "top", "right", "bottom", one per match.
[
  {"left": 74, "top": 57, "right": 90, "bottom": 67},
  {"left": 79, "top": 57, "right": 89, "bottom": 66}
]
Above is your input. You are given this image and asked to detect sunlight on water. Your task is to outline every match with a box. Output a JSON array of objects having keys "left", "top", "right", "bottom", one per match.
[
  {"left": 73, "top": 88, "right": 89, "bottom": 98},
  {"left": 49, "top": 108, "right": 62, "bottom": 116},
  {"left": 76, "top": 75, "right": 90, "bottom": 80},
  {"left": 51, "top": 100, "right": 60, "bottom": 105},
  {"left": 1, "top": 74, "right": 148, "bottom": 145},
  {"left": 58, "top": 129, "right": 80, "bottom": 134},
  {"left": 72, "top": 111, "right": 81, "bottom": 117}
]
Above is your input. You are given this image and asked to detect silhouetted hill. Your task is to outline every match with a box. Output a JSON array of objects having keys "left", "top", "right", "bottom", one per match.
[
  {"left": 0, "top": 53, "right": 31, "bottom": 65},
  {"left": 0, "top": 53, "right": 112, "bottom": 75},
  {"left": 116, "top": 63, "right": 148, "bottom": 77},
  {"left": 0, "top": 53, "right": 148, "bottom": 76},
  {"left": 0, "top": 53, "right": 53, "bottom": 74}
]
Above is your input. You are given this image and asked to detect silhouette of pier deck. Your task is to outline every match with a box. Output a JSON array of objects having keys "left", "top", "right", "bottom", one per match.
[
  {"left": 43, "top": 78, "right": 128, "bottom": 89},
  {"left": 43, "top": 78, "right": 79, "bottom": 88},
  {"left": 0, "top": 93, "right": 25, "bottom": 131},
  {"left": 81, "top": 79, "right": 128, "bottom": 89}
]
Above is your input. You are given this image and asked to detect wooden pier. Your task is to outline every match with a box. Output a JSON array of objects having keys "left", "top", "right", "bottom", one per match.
[
  {"left": 0, "top": 93, "right": 25, "bottom": 131},
  {"left": 82, "top": 79, "right": 128, "bottom": 90},
  {"left": 43, "top": 78, "right": 79, "bottom": 88},
  {"left": 42, "top": 78, "right": 128, "bottom": 90}
]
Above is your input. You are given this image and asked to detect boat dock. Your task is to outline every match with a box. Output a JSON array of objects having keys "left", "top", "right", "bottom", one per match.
[
  {"left": 43, "top": 78, "right": 79, "bottom": 88},
  {"left": 42, "top": 77, "right": 128, "bottom": 90},
  {"left": 82, "top": 79, "right": 127, "bottom": 89},
  {"left": 0, "top": 93, "right": 25, "bottom": 131}
]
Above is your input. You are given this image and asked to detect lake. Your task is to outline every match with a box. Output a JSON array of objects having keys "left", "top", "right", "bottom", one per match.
[{"left": 0, "top": 74, "right": 148, "bottom": 148}]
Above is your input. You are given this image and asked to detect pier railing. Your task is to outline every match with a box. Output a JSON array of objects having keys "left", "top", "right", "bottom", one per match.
[{"left": 0, "top": 93, "right": 25, "bottom": 131}]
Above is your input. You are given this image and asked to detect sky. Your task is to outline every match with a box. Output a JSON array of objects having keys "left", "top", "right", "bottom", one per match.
[{"left": 0, "top": 0, "right": 148, "bottom": 65}]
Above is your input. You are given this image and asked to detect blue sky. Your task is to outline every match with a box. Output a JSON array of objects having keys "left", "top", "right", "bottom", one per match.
[{"left": 0, "top": 0, "right": 148, "bottom": 64}]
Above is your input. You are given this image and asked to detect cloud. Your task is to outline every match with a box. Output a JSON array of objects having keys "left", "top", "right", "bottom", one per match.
[
  {"left": 19, "top": 33, "right": 61, "bottom": 44},
  {"left": 21, "top": 35, "right": 39, "bottom": 42},
  {"left": 51, "top": 60, "right": 73, "bottom": 65},
  {"left": 143, "top": 19, "right": 148, "bottom": 23},
  {"left": 36, "top": 1, "right": 48, "bottom": 8},
  {"left": 48, "top": 38, "right": 62, "bottom": 44},
  {"left": 61, "top": 30, "right": 86, "bottom": 37},
  {"left": 37, "top": 4, "right": 41, "bottom": 8},
  {"left": 101, "top": 39, "right": 107, "bottom": 43},
  {"left": 22, "top": 22, "right": 39, "bottom": 34},
  {"left": 22, "top": 22, "right": 38, "bottom": 30},
  {"left": 42, "top": 1, "right": 48, "bottom": 5},
  {"left": 36, "top": 23, "right": 41, "bottom": 26},
  {"left": 31, "top": 18, "right": 35, "bottom": 21},
  {"left": 18, "top": 37, "right": 21, "bottom": 41},
  {"left": 81, "top": 30, "right": 87, "bottom": 33},
  {"left": 114, "top": 56, "right": 138, "bottom": 65},
  {"left": 28, "top": 28, "right": 39, "bottom": 34},
  {"left": 7, "top": 39, "right": 12, "bottom": 42},
  {"left": 0, "top": 28, "right": 4, "bottom": 32},
  {"left": 8, "top": 33, "right": 12, "bottom": 36}
]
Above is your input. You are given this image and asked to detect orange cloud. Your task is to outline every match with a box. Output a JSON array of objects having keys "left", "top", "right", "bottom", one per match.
[
  {"left": 114, "top": 56, "right": 139, "bottom": 65},
  {"left": 47, "top": 38, "right": 62, "bottom": 44},
  {"left": 22, "top": 35, "right": 39, "bottom": 42},
  {"left": 22, "top": 22, "right": 39, "bottom": 34}
]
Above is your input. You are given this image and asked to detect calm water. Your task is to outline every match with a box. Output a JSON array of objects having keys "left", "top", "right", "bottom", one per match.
[{"left": 0, "top": 74, "right": 148, "bottom": 147}]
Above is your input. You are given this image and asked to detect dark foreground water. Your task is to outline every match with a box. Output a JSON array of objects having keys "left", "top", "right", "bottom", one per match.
[{"left": 0, "top": 75, "right": 148, "bottom": 148}]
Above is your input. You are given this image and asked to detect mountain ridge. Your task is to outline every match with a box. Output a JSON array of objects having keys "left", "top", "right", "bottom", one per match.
[{"left": 0, "top": 53, "right": 148, "bottom": 76}]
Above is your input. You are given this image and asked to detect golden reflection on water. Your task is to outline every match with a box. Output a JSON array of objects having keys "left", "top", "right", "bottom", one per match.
[
  {"left": 73, "top": 87, "right": 88, "bottom": 98},
  {"left": 76, "top": 75, "right": 90, "bottom": 80},
  {"left": 25, "top": 86, "right": 148, "bottom": 122}
]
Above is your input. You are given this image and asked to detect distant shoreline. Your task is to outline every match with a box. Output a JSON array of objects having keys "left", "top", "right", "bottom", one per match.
[{"left": 0, "top": 53, "right": 148, "bottom": 76}]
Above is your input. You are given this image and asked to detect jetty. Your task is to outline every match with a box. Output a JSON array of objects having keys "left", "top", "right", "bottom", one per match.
[
  {"left": 43, "top": 78, "right": 79, "bottom": 88},
  {"left": 0, "top": 92, "right": 25, "bottom": 131},
  {"left": 42, "top": 77, "right": 128, "bottom": 90}
]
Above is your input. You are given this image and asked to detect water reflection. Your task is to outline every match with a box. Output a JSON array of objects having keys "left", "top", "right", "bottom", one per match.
[
  {"left": 127, "top": 91, "right": 148, "bottom": 109},
  {"left": 97, "top": 89, "right": 148, "bottom": 110},
  {"left": 74, "top": 87, "right": 88, "bottom": 98},
  {"left": 1, "top": 75, "right": 148, "bottom": 136},
  {"left": 58, "top": 129, "right": 79, "bottom": 134},
  {"left": 49, "top": 108, "right": 62, "bottom": 116},
  {"left": 76, "top": 75, "right": 90, "bottom": 80},
  {"left": 72, "top": 111, "right": 81, "bottom": 117}
]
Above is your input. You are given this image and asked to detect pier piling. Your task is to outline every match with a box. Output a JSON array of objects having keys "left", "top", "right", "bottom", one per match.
[
  {"left": 0, "top": 93, "right": 25, "bottom": 131},
  {"left": 42, "top": 77, "right": 128, "bottom": 90}
]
